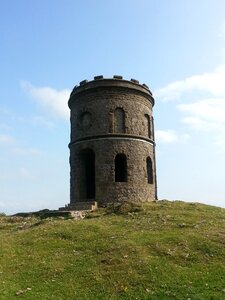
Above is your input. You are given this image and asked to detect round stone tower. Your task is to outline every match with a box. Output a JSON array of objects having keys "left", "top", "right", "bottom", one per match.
[{"left": 67, "top": 75, "right": 157, "bottom": 209}]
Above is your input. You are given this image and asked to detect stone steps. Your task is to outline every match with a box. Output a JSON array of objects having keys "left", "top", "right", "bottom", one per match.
[{"left": 59, "top": 201, "right": 98, "bottom": 211}]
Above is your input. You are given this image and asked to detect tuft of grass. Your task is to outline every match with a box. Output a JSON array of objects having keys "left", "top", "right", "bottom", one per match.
[{"left": 0, "top": 200, "right": 225, "bottom": 299}]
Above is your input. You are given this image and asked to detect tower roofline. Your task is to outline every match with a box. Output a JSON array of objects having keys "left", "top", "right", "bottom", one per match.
[{"left": 69, "top": 75, "right": 154, "bottom": 107}]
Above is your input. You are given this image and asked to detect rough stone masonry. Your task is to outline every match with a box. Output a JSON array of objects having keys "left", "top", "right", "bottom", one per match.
[{"left": 65, "top": 75, "right": 157, "bottom": 209}]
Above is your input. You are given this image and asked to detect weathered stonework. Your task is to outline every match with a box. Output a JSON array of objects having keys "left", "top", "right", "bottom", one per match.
[{"left": 67, "top": 76, "right": 157, "bottom": 208}]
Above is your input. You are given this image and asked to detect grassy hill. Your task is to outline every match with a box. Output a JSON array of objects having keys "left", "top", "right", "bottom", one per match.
[{"left": 0, "top": 200, "right": 225, "bottom": 300}]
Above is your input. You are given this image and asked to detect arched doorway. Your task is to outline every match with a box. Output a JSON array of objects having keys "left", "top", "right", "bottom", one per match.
[{"left": 79, "top": 149, "right": 95, "bottom": 199}]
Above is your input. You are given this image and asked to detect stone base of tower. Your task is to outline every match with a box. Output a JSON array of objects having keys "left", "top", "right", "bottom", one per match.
[
  {"left": 59, "top": 201, "right": 98, "bottom": 211},
  {"left": 69, "top": 138, "right": 157, "bottom": 206}
]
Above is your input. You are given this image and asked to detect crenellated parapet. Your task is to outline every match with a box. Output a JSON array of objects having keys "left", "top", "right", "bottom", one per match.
[{"left": 69, "top": 75, "right": 154, "bottom": 108}]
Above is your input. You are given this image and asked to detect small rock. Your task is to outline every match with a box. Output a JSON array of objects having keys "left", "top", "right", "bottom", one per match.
[
  {"left": 16, "top": 290, "right": 25, "bottom": 296},
  {"left": 15, "top": 287, "right": 31, "bottom": 296}
]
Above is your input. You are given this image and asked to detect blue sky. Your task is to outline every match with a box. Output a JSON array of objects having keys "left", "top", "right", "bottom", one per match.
[{"left": 1, "top": 0, "right": 225, "bottom": 214}]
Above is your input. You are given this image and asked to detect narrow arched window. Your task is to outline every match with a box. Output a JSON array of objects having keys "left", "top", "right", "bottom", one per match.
[
  {"left": 115, "top": 108, "right": 125, "bottom": 133},
  {"left": 115, "top": 154, "right": 127, "bottom": 182},
  {"left": 152, "top": 116, "right": 155, "bottom": 140},
  {"left": 145, "top": 114, "right": 151, "bottom": 138},
  {"left": 146, "top": 157, "right": 153, "bottom": 184},
  {"left": 79, "top": 149, "right": 95, "bottom": 199}
]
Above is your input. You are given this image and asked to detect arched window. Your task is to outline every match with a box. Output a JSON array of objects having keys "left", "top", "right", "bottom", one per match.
[
  {"left": 146, "top": 157, "right": 153, "bottom": 184},
  {"left": 151, "top": 116, "right": 155, "bottom": 140},
  {"left": 114, "top": 108, "right": 125, "bottom": 133},
  {"left": 115, "top": 154, "right": 127, "bottom": 182},
  {"left": 145, "top": 114, "right": 151, "bottom": 138}
]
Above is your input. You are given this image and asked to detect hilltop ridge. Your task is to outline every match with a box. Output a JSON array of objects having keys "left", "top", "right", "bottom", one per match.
[{"left": 1, "top": 200, "right": 225, "bottom": 299}]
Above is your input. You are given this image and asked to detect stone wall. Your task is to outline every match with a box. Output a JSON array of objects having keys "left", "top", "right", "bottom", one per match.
[{"left": 70, "top": 87, "right": 154, "bottom": 141}]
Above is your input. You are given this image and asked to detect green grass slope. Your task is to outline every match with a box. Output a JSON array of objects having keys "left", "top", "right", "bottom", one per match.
[{"left": 0, "top": 201, "right": 225, "bottom": 300}]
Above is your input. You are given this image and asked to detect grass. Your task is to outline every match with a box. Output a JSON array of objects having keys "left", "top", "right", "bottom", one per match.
[{"left": 0, "top": 200, "right": 225, "bottom": 299}]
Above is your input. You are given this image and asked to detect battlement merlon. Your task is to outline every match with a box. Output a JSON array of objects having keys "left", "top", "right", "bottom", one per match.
[{"left": 69, "top": 75, "right": 154, "bottom": 108}]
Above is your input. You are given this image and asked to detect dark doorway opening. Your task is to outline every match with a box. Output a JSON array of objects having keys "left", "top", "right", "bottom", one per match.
[
  {"left": 80, "top": 149, "right": 95, "bottom": 199},
  {"left": 115, "top": 153, "right": 127, "bottom": 182},
  {"left": 147, "top": 156, "right": 153, "bottom": 184}
]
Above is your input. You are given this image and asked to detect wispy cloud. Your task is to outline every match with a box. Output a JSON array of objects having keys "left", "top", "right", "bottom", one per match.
[
  {"left": 218, "top": 20, "right": 225, "bottom": 40},
  {"left": 0, "top": 134, "right": 15, "bottom": 145},
  {"left": 0, "top": 133, "right": 42, "bottom": 156},
  {"left": 0, "top": 167, "right": 34, "bottom": 180},
  {"left": 154, "top": 64, "right": 225, "bottom": 102},
  {"left": 21, "top": 81, "right": 70, "bottom": 120},
  {"left": 13, "top": 147, "right": 42, "bottom": 156},
  {"left": 177, "top": 98, "right": 225, "bottom": 148},
  {"left": 177, "top": 97, "right": 225, "bottom": 150},
  {"left": 0, "top": 123, "right": 12, "bottom": 131},
  {"left": 0, "top": 106, "right": 54, "bottom": 129},
  {"left": 19, "top": 167, "right": 32, "bottom": 179},
  {"left": 154, "top": 49, "right": 225, "bottom": 149},
  {"left": 31, "top": 116, "right": 55, "bottom": 128},
  {"left": 0, "top": 201, "right": 5, "bottom": 209},
  {"left": 155, "top": 129, "right": 190, "bottom": 144}
]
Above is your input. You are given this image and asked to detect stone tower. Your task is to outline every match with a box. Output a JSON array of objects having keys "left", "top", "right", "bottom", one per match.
[{"left": 67, "top": 75, "right": 157, "bottom": 209}]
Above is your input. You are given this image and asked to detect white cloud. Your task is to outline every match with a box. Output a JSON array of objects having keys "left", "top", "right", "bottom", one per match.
[
  {"left": 155, "top": 129, "right": 190, "bottom": 144},
  {"left": 0, "top": 133, "right": 42, "bottom": 156},
  {"left": 178, "top": 98, "right": 225, "bottom": 124},
  {"left": 19, "top": 167, "right": 31, "bottom": 178},
  {"left": 156, "top": 130, "right": 178, "bottom": 143},
  {"left": 154, "top": 64, "right": 225, "bottom": 102},
  {"left": 0, "top": 167, "right": 33, "bottom": 180},
  {"left": 0, "top": 134, "right": 15, "bottom": 145},
  {"left": 0, "top": 106, "right": 55, "bottom": 129},
  {"left": 155, "top": 58, "right": 225, "bottom": 150},
  {"left": 218, "top": 20, "right": 225, "bottom": 40},
  {"left": 180, "top": 117, "right": 211, "bottom": 131},
  {"left": 0, "top": 123, "right": 12, "bottom": 131},
  {"left": 177, "top": 98, "right": 225, "bottom": 151},
  {"left": 0, "top": 201, "right": 5, "bottom": 208},
  {"left": 177, "top": 97, "right": 225, "bottom": 133},
  {"left": 13, "top": 147, "right": 42, "bottom": 156},
  {"left": 30, "top": 116, "right": 55, "bottom": 129},
  {"left": 21, "top": 81, "right": 70, "bottom": 120}
]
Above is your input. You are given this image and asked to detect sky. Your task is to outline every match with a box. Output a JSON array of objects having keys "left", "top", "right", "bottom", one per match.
[{"left": 1, "top": 0, "right": 225, "bottom": 214}]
